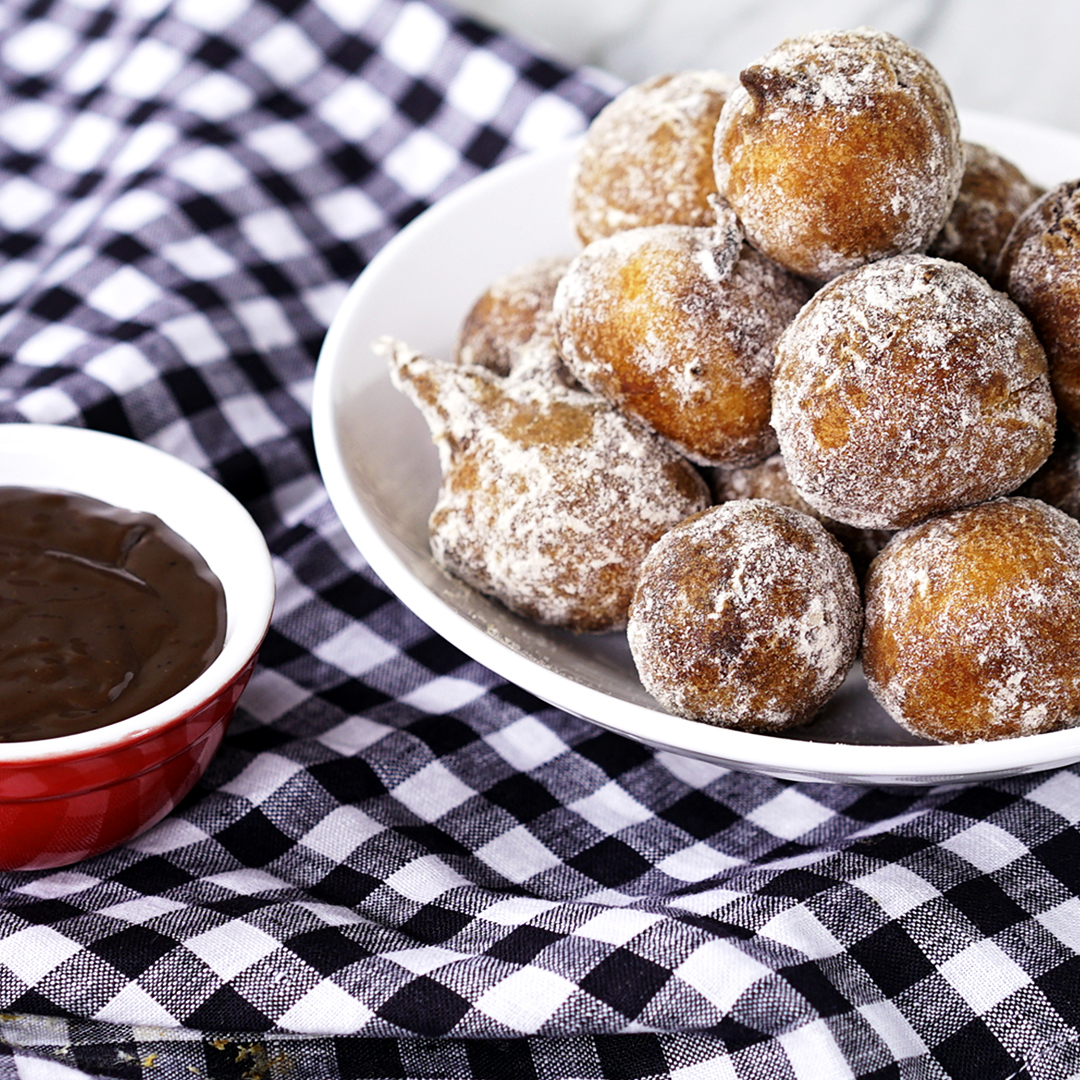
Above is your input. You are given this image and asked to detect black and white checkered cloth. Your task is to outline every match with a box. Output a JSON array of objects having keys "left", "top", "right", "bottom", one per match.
[{"left": 0, "top": 1, "right": 1078, "bottom": 1078}]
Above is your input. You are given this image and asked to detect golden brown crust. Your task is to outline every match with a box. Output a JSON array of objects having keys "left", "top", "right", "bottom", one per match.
[
  {"left": 863, "top": 497, "right": 1080, "bottom": 742},
  {"left": 384, "top": 338, "right": 710, "bottom": 633},
  {"left": 996, "top": 180, "right": 1080, "bottom": 429},
  {"left": 713, "top": 28, "right": 963, "bottom": 281},
  {"left": 771, "top": 254, "right": 1056, "bottom": 530},
  {"left": 456, "top": 256, "right": 571, "bottom": 377},
  {"left": 927, "top": 142, "right": 1042, "bottom": 279},
  {"left": 554, "top": 216, "right": 811, "bottom": 467},
  {"left": 571, "top": 71, "right": 735, "bottom": 245},
  {"left": 627, "top": 500, "right": 861, "bottom": 730}
]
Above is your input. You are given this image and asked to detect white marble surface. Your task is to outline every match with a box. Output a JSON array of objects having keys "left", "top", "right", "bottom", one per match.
[{"left": 453, "top": 0, "right": 1080, "bottom": 138}]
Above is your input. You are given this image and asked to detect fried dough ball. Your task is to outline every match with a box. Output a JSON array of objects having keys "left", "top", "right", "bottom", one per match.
[
  {"left": 1018, "top": 424, "right": 1080, "bottom": 520},
  {"left": 713, "top": 27, "right": 963, "bottom": 282},
  {"left": 712, "top": 453, "right": 892, "bottom": 581},
  {"left": 772, "top": 254, "right": 1055, "bottom": 530},
  {"left": 927, "top": 142, "right": 1043, "bottom": 279},
  {"left": 384, "top": 338, "right": 710, "bottom": 633},
  {"left": 571, "top": 71, "right": 735, "bottom": 246},
  {"left": 863, "top": 498, "right": 1080, "bottom": 743},
  {"left": 996, "top": 180, "right": 1080, "bottom": 429},
  {"left": 554, "top": 212, "right": 812, "bottom": 467},
  {"left": 456, "top": 256, "right": 571, "bottom": 377},
  {"left": 627, "top": 500, "right": 861, "bottom": 731}
]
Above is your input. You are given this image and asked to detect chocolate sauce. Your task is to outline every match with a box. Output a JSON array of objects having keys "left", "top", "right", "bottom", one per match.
[{"left": 0, "top": 487, "right": 226, "bottom": 741}]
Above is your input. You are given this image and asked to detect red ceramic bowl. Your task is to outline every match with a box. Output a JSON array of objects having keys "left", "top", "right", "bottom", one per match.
[{"left": 0, "top": 424, "right": 276, "bottom": 870}]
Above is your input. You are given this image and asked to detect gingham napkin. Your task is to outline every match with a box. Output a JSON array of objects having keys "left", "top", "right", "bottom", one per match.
[{"left": 0, "top": 1, "right": 1079, "bottom": 1078}]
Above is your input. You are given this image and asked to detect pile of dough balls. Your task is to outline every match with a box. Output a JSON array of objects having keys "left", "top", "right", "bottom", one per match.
[{"left": 390, "top": 25, "right": 1080, "bottom": 743}]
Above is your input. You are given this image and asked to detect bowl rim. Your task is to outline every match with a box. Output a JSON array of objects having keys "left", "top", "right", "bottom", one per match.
[
  {"left": 0, "top": 423, "right": 276, "bottom": 764},
  {"left": 312, "top": 111, "right": 1080, "bottom": 785}
]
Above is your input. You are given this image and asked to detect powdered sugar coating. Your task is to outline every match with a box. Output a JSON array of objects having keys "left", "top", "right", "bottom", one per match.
[
  {"left": 456, "top": 255, "right": 571, "bottom": 377},
  {"left": 554, "top": 215, "right": 811, "bottom": 467},
  {"left": 996, "top": 180, "right": 1080, "bottom": 429},
  {"left": 772, "top": 254, "right": 1056, "bottom": 530},
  {"left": 628, "top": 499, "right": 861, "bottom": 730},
  {"left": 713, "top": 27, "right": 963, "bottom": 282},
  {"left": 927, "top": 142, "right": 1042, "bottom": 280},
  {"left": 713, "top": 452, "right": 893, "bottom": 580},
  {"left": 384, "top": 338, "right": 710, "bottom": 633},
  {"left": 863, "top": 497, "right": 1080, "bottom": 743},
  {"left": 571, "top": 70, "right": 736, "bottom": 245}
]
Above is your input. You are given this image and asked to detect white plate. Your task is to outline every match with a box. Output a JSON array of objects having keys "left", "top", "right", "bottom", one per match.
[{"left": 312, "top": 110, "right": 1080, "bottom": 786}]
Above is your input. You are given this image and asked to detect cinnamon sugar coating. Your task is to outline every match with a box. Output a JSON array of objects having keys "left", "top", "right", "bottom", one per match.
[
  {"left": 713, "top": 453, "right": 892, "bottom": 581},
  {"left": 713, "top": 27, "right": 963, "bottom": 282},
  {"left": 772, "top": 254, "right": 1056, "bottom": 530},
  {"left": 863, "top": 498, "right": 1080, "bottom": 743},
  {"left": 456, "top": 256, "right": 571, "bottom": 378},
  {"left": 384, "top": 338, "right": 710, "bottom": 633},
  {"left": 927, "top": 142, "right": 1042, "bottom": 280},
  {"left": 996, "top": 180, "right": 1080, "bottom": 429},
  {"left": 554, "top": 214, "right": 811, "bottom": 467},
  {"left": 571, "top": 71, "right": 735, "bottom": 246},
  {"left": 627, "top": 500, "right": 861, "bottom": 730}
]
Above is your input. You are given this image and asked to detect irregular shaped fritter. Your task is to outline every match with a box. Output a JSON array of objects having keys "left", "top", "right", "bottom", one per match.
[{"left": 385, "top": 338, "right": 711, "bottom": 632}]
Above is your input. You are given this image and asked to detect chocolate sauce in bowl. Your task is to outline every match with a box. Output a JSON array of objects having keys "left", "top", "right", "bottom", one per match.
[{"left": 0, "top": 487, "right": 226, "bottom": 741}]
